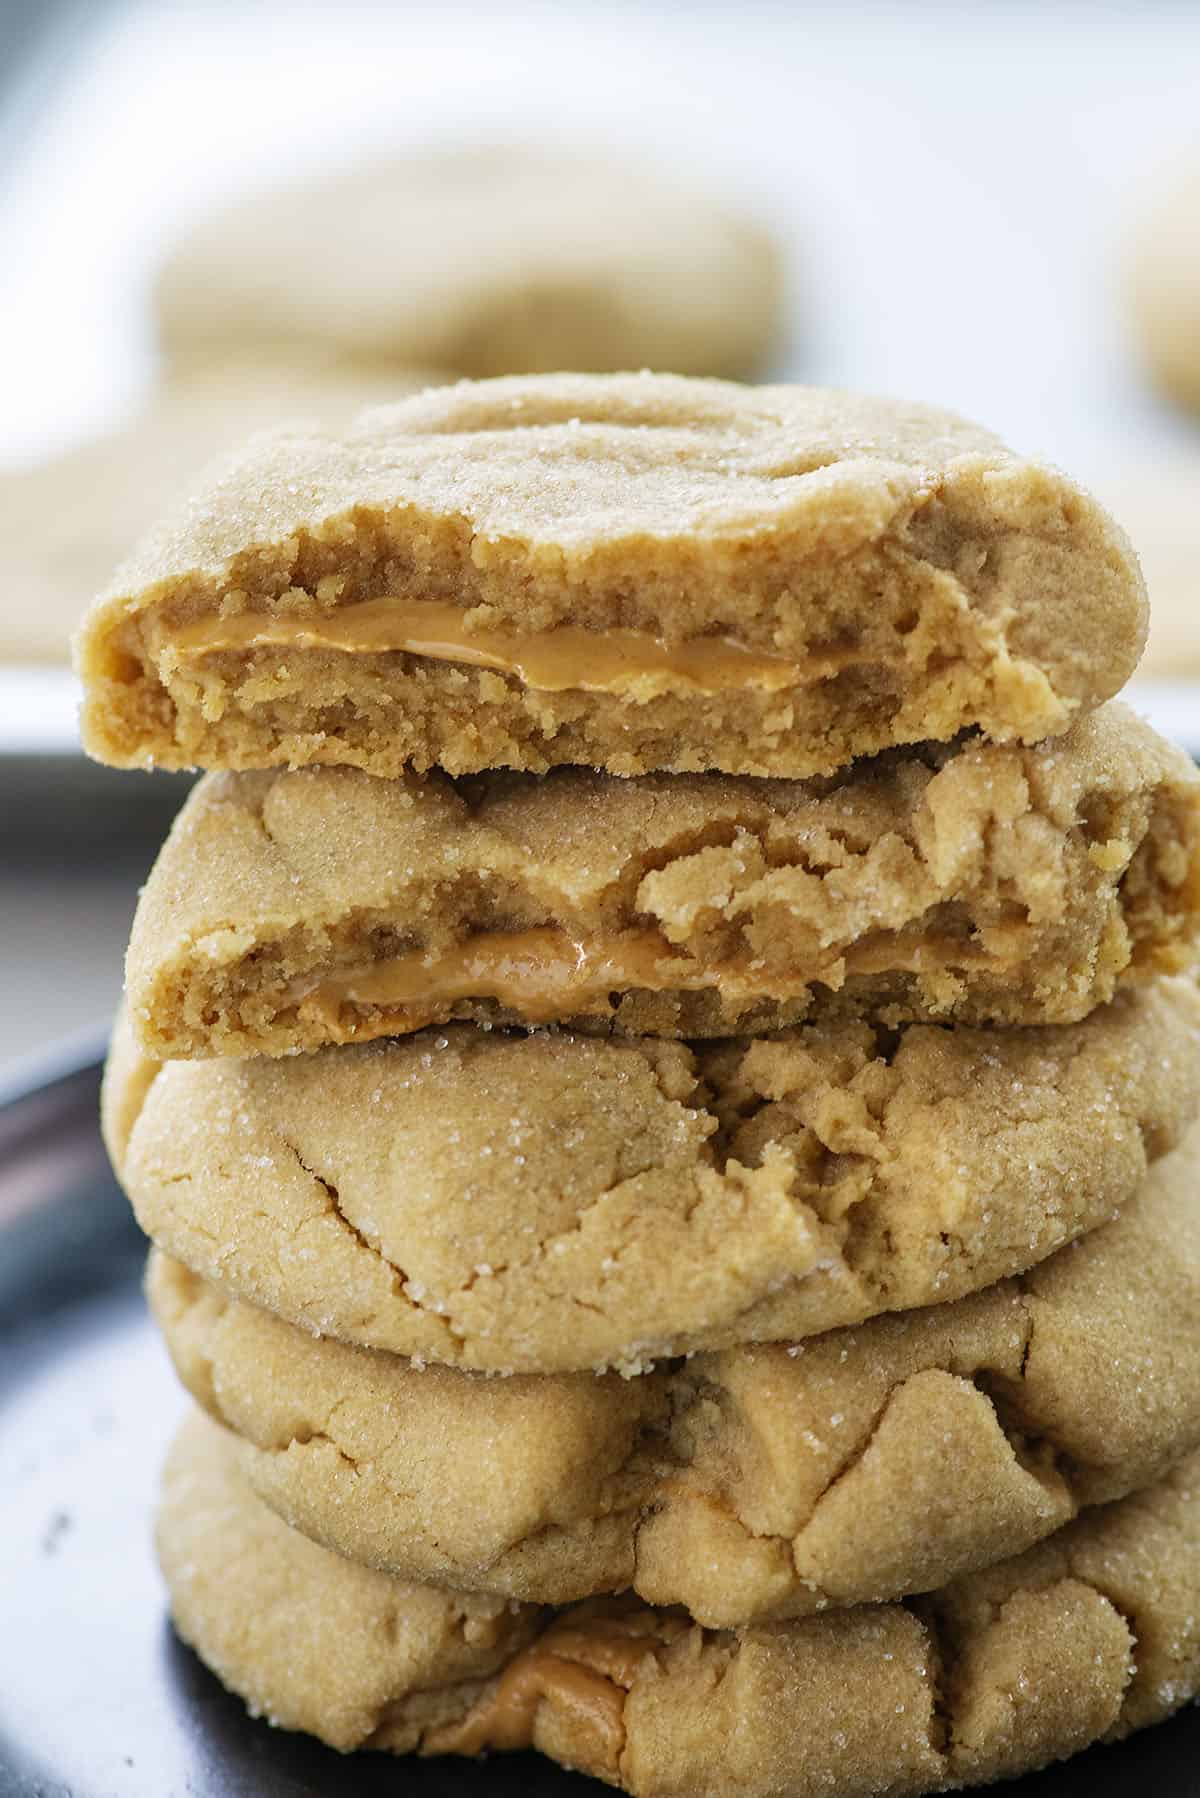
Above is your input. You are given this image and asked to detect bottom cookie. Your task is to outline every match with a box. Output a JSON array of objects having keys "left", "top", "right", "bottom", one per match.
[{"left": 160, "top": 1412, "right": 1200, "bottom": 1797}]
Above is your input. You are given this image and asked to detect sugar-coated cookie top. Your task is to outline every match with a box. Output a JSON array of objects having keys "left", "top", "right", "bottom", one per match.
[
  {"left": 109, "top": 979, "right": 1200, "bottom": 1373},
  {"left": 149, "top": 1122, "right": 1200, "bottom": 1626},
  {"left": 160, "top": 1411, "right": 1200, "bottom": 1788},
  {"left": 76, "top": 373, "right": 1148, "bottom": 780},
  {"left": 91, "top": 372, "right": 1142, "bottom": 643},
  {"left": 101, "top": 374, "right": 1007, "bottom": 596}
]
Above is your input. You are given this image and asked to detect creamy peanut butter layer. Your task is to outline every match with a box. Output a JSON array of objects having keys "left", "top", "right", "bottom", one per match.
[
  {"left": 160, "top": 1414, "right": 1200, "bottom": 1793},
  {"left": 150, "top": 1124, "right": 1200, "bottom": 1625},
  {"left": 76, "top": 373, "right": 1146, "bottom": 779},
  {"left": 124, "top": 702, "right": 1200, "bottom": 1057},
  {"left": 168, "top": 597, "right": 817, "bottom": 695},
  {"left": 107, "top": 981, "right": 1200, "bottom": 1374}
]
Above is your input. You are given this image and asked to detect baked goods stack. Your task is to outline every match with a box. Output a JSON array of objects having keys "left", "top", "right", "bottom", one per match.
[{"left": 81, "top": 374, "right": 1200, "bottom": 1796}]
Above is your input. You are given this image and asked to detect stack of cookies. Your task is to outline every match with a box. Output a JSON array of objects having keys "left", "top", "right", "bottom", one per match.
[{"left": 81, "top": 375, "right": 1200, "bottom": 1796}]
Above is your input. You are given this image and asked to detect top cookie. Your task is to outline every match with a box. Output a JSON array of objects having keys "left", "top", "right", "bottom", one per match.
[
  {"left": 76, "top": 374, "right": 1147, "bottom": 780},
  {"left": 155, "top": 148, "right": 784, "bottom": 382}
]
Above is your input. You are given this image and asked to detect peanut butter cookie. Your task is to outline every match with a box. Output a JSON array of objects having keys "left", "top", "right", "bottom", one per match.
[
  {"left": 1094, "top": 459, "right": 1200, "bottom": 679},
  {"left": 158, "top": 1413, "right": 541, "bottom": 1753},
  {"left": 124, "top": 702, "right": 1200, "bottom": 1054},
  {"left": 107, "top": 979, "right": 1200, "bottom": 1374},
  {"left": 155, "top": 148, "right": 783, "bottom": 382},
  {"left": 159, "top": 1414, "right": 1200, "bottom": 1794},
  {"left": 76, "top": 374, "right": 1146, "bottom": 779},
  {"left": 1127, "top": 157, "right": 1200, "bottom": 414},
  {"left": 149, "top": 1123, "right": 1200, "bottom": 1626}
]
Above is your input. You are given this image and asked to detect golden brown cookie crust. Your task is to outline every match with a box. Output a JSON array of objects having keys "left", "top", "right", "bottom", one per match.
[
  {"left": 156, "top": 1413, "right": 543, "bottom": 1755},
  {"left": 100, "top": 1002, "right": 164, "bottom": 1173},
  {"left": 124, "top": 703, "right": 1200, "bottom": 1056},
  {"left": 76, "top": 374, "right": 1147, "bottom": 779},
  {"left": 159, "top": 1415, "right": 1200, "bottom": 1794},
  {"left": 111, "top": 979, "right": 1200, "bottom": 1373},
  {"left": 155, "top": 148, "right": 784, "bottom": 383},
  {"left": 149, "top": 1123, "right": 1200, "bottom": 1625}
]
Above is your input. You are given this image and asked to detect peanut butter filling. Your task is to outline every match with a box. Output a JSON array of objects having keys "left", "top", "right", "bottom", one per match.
[
  {"left": 167, "top": 598, "right": 842, "bottom": 696},
  {"left": 297, "top": 924, "right": 1001, "bottom": 1034},
  {"left": 302, "top": 928, "right": 704, "bottom": 1029},
  {"left": 424, "top": 1615, "right": 674, "bottom": 1763}
]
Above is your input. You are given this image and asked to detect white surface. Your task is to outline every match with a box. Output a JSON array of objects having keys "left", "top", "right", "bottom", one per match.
[
  {"left": 0, "top": 667, "right": 79, "bottom": 753},
  {"left": 1123, "top": 680, "right": 1200, "bottom": 752}
]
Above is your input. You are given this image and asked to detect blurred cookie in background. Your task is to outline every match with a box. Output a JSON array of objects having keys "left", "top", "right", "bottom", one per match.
[
  {"left": 154, "top": 146, "right": 786, "bottom": 382},
  {"left": 0, "top": 360, "right": 445, "bottom": 663},
  {"left": 1095, "top": 459, "right": 1200, "bottom": 680},
  {"left": 1127, "top": 155, "right": 1200, "bottom": 413}
]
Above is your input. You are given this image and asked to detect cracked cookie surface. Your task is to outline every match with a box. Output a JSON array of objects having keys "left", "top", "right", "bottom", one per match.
[
  {"left": 124, "top": 702, "right": 1200, "bottom": 1055},
  {"left": 149, "top": 1123, "right": 1200, "bottom": 1625},
  {"left": 157, "top": 1413, "right": 542, "bottom": 1754},
  {"left": 160, "top": 1414, "right": 1200, "bottom": 1795},
  {"left": 76, "top": 373, "right": 1146, "bottom": 780},
  {"left": 108, "top": 978, "right": 1200, "bottom": 1373}
]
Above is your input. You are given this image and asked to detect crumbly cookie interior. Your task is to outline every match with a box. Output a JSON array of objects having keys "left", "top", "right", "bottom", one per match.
[
  {"left": 77, "top": 374, "right": 1147, "bottom": 778},
  {"left": 125, "top": 703, "right": 1200, "bottom": 1058}
]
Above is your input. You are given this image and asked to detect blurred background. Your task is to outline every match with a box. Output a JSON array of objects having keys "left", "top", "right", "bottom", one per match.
[{"left": 1, "top": 0, "right": 1197, "bottom": 1073}]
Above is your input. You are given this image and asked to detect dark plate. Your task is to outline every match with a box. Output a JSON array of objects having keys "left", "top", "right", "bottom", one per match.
[{"left": 1, "top": 1049, "right": 1198, "bottom": 1798}]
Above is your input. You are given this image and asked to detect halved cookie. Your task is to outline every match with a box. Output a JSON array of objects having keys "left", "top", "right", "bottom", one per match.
[
  {"left": 107, "top": 978, "right": 1200, "bottom": 1373},
  {"left": 77, "top": 374, "right": 1146, "bottom": 780},
  {"left": 124, "top": 702, "right": 1200, "bottom": 1055}
]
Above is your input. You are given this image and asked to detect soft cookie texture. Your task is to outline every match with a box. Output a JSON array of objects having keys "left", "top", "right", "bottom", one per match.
[
  {"left": 124, "top": 702, "right": 1200, "bottom": 1055},
  {"left": 149, "top": 1123, "right": 1200, "bottom": 1626},
  {"left": 160, "top": 1415, "right": 1200, "bottom": 1794},
  {"left": 76, "top": 374, "right": 1147, "bottom": 780},
  {"left": 1127, "top": 157, "right": 1200, "bottom": 413},
  {"left": 158, "top": 1414, "right": 542, "bottom": 1753},
  {"left": 155, "top": 148, "right": 783, "bottom": 382},
  {"left": 1, "top": 361, "right": 443, "bottom": 662},
  {"left": 108, "top": 979, "right": 1200, "bottom": 1373}
]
